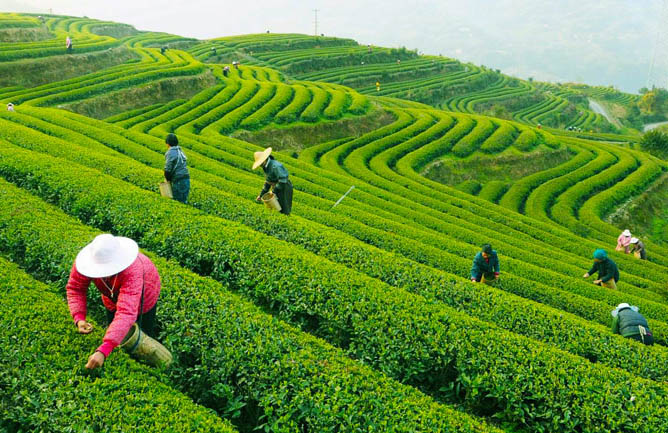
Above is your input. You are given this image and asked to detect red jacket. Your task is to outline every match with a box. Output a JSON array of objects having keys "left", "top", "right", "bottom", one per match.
[{"left": 66, "top": 253, "right": 160, "bottom": 357}]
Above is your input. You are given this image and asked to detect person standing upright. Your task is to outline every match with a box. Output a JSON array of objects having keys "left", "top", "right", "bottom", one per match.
[{"left": 164, "top": 133, "right": 190, "bottom": 204}]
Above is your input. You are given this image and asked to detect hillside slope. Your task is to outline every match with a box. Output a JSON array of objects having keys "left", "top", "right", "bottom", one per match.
[{"left": 1, "top": 13, "right": 668, "bottom": 433}]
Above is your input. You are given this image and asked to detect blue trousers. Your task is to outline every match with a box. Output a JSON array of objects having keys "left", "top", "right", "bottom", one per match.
[{"left": 171, "top": 177, "right": 190, "bottom": 204}]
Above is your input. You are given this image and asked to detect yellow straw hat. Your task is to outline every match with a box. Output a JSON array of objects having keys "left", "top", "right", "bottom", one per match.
[{"left": 252, "top": 147, "right": 272, "bottom": 170}]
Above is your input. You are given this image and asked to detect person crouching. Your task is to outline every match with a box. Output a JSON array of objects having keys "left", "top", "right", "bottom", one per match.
[
  {"left": 66, "top": 234, "right": 161, "bottom": 369},
  {"left": 611, "top": 303, "right": 654, "bottom": 345},
  {"left": 253, "top": 147, "right": 293, "bottom": 215},
  {"left": 471, "top": 244, "right": 500, "bottom": 285}
]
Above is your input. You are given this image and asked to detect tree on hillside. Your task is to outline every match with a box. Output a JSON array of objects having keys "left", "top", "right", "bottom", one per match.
[
  {"left": 639, "top": 92, "right": 658, "bottom": 113},
  {"left": 638, "top": 88, "right": 668, "bottom": 114},
  {"left": 641, "top": 130, "right": 668, "bottom": 158}
]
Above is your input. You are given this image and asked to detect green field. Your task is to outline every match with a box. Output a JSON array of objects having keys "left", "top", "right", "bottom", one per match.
[{"left": 1, "top": 12, "right": 668, "bottom": 433}]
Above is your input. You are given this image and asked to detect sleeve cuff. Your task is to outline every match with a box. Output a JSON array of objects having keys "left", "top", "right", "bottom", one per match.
[
  {"left": 97, "top": 342, "right": 115, "bottom": 358},
  {"left": 73, "top": 314, "right": 86, "bottom": 324}
]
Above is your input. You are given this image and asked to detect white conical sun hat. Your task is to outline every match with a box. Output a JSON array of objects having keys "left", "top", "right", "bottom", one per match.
[
  {"left": 252, "top": 147, "right": 272, "bottom": 170},
  {"left": 622, "top": 229, "right": 631, "bottom": 237},
  {"left": 75, "top": 234, "right": 139, "bottom": 278},
  {"left": 611, "top": 303, "right": 639, "bottom": 317}
]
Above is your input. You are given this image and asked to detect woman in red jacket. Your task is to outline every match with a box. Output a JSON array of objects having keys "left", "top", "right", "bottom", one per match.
[{"left": 66, "top": 234, "right": 161, "bottom": 370}]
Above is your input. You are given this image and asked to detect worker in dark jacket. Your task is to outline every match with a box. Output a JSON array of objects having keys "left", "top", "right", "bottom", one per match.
[
  {"left": 583, "top": 248, "right": 619, "bottom": 289},
  {"left": 253, "top": 147, "right": 293, "bottom": 215},
  {"left": 164, "top": 133, "right": 190, "bottom": 204},
  {"left": 629, "top": 237, "right": 647, "bottom": 260},
  {"left": 471, "top": 244, "right": 500, "bottom": 285},
  {"left": 611, "top": 303, "right": 653, "bottom": 345}
]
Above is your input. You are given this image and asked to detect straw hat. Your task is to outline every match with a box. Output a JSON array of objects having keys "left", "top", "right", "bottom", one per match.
[
  {"left": 252, "top": 147, "right": 272, "bottom": 170},
  {"left": 622, "top": 229, "right": 631, "bottom": 237},
  {"left": 630, "top": 237, "right": 639, "bottom": 244},
  {"left": 75, "top": 234, "right": 139, "bottom": 278}
]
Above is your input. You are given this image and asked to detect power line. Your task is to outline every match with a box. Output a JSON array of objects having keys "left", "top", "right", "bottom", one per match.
[{"left": 647, "top": 0, "right": 668, "bottom": 90}]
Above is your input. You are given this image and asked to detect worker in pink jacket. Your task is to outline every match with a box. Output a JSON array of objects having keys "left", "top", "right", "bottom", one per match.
[
  {"left": 616, "top": 229, "right": 632, "bottom": 253},
  {"left": 66, "top": 234, "right": 161, "bottom": 370}
]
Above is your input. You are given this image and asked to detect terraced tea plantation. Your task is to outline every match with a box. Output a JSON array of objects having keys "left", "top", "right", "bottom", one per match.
[{"left": 1, "top": 13, "right": 667, "bottom": 433}]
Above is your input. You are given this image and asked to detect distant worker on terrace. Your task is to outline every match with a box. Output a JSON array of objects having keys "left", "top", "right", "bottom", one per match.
[
  {"left": 471, "top": 244, "right": 500, "bottom": 285},
  {"left": 66, "top": 234, "right": 162, "bottom": 369},
  {"left": 616, "top": 229, "right": 632, "bottom": 253},
  {"left": 611, "top": 303, "right": 654, "bottom": 345},
  {"left": 164, "top": 133, "right": 190, "bottom": 204},
  {"left": 7, "top": 102, "right": 14, "bottom": 112},
  {"left": 583, "top": 249, "right": 619, "bottom": 290},
  {"left": 254, "top": 147, "right": 293, "bottom": 215},
  {"left": 629, "top": 237, "right": 647, "bottom": 260},
  {"left": 66, "top": 35, "right": 72, "bottom": 53},
  {"left": 376, "top": 81, "right": 381, "bottom": 91}
]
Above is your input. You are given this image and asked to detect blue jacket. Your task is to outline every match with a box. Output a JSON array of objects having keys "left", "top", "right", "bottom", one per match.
[
  {"left": 164, "top": 146, "right": 189, "bottom": 181},
  {"left": 259, "top": 156, "right": 290, "bottom": 196},
  {"left": 471, "top": 251, "right": 500, "bottom": 280}
]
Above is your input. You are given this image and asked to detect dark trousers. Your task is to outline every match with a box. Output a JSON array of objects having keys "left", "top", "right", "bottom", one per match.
[
  {"left": 106, "top": 303, "right": 158, "bottom": 338},
  {"left": 274, "top": 180, "right": 293, "bottom": 215},
  {"left": 628, "top": 333, "right": 654, "bottom": 346},
  {"left": 171, "top": 177, "right": 190, "bottom": 204}
]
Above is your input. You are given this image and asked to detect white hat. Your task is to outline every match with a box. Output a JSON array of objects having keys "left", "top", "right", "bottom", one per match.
[
  {"left": 630, "top": 237, "right": 639, "bottom": 244},
  {"left": 611, "top": 303, "right": 639, "bottom": 317},
  {"left": 75, "top": 234, "right": 139, "bottom": 278},
  {"left": 622, "top": 229, "right": 631, "bottom": 237},
  {"left": 252, "top": 147, "right": 272, "bottom": 170}
]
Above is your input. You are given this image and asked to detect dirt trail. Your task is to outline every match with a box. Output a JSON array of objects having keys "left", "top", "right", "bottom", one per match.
[
  {"left": 588, "top": 98, "right": 620, "bottom": 127},
  {"left": 643, "top": 120, "right": 668, "bottom": 132}
]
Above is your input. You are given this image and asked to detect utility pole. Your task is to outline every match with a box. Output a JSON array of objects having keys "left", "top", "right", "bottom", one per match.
[
  {"left": 647, "top": 0, "right": 668, "bottom": 90},
  {"left": 313, "top": 9, "right": 319, "bottom": 36}
]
